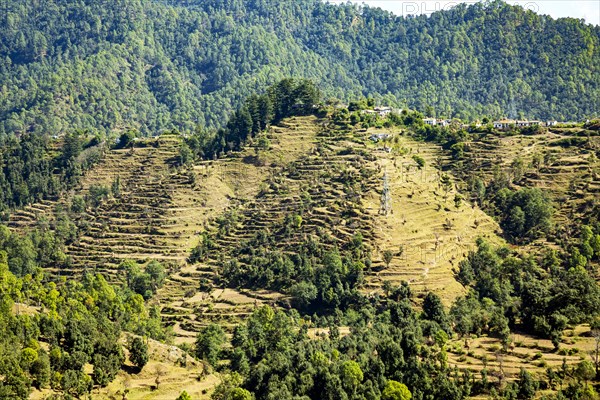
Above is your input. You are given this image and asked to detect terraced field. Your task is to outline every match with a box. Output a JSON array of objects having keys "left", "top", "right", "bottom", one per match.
[
  {"left": 362, "top": 128, "right": 502, "bottom": 305},
  {"left": 159, "top": 119, "right": 385, "bottom": 339},
  {"left": 5, "top": 116, "right": 509, "bottom": 340},
  {"left": 7, "top": 136, "right": 211, "bottom": 280},
  {"left": 158, "top": 120, "right": 509, "bottom": 340},
  {"left": 157, "top": 116, "right": 336, "bottom": 341},
  {"left": 461, "top": 128, "right": 600, "bottom": 231},
  {"left": 6, "top": 117, "right": 599, "bottom": 399},
  {"left": 448, "top": 324, "right": 599, "bottom": 394}
]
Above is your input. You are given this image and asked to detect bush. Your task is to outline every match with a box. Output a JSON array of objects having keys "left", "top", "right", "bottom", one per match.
[
  {"left": 87, "top": 184, "right": 109, "bottom": 208},
  {"left": 116, "top": 130, "right": 137, "bottom": 149},
  {"left": 177, "top": 391, "right": 193, "bottom": 400}
]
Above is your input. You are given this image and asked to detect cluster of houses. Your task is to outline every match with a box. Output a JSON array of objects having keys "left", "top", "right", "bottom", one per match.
[
  {"left": 356, "top": 104, "right": 563, "bottom": 132},
  {"left": 425, "top": 117, "right": 560, "bottom": 131},
  {"left": 492, "top": 119, "right": 558, "bottom": 130},
  {"left": 423, "top": 118, "right": 452, "bottom": 127}
]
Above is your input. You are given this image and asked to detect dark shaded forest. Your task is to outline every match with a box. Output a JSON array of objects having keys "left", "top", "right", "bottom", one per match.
[{"left": 0, "top": 0, "right": 598, "bottom": 137}]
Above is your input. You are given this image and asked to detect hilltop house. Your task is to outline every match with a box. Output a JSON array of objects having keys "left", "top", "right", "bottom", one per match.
[
  {"left": 370, "top": 133, "right": 390, "bottom": 142},
  {"left": 493, "top": 119, "right": 515, "bottom": 130},
  {"left": 374, "top": 106, "right": 393, "bottom": 117},
  {"left": 493, "top": 119, "right": 544, "bottom": 130},
  {"left": 360, "top": 106, "right": 396, "bottom": 118},
  {"left": 517, "top": 120, "right": 540, "bottom": 128},
  {"left": 424, "top": 117, "right": 452, "bottom": 127}
]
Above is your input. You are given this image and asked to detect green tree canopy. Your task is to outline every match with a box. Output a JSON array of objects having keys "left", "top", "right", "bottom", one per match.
[
  {"left": 195, "top": 324, "right": 226, "bottom": 366},
  {"left": 382, "top": 380, "right": 412, "bottom": 400}
]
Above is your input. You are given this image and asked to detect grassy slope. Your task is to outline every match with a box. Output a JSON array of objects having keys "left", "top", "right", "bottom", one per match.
[
  {"left": 461, "top": 127, "right": 600, "bottom": 277},
  {"left": 362, "top": 127, "right": 502, "bottom": 305},
  {"left": 30, "top": 334, "right": 214, "bottom": 400},
  {"left": 463, "top": 128, "right": 599, "bottom": 229}
]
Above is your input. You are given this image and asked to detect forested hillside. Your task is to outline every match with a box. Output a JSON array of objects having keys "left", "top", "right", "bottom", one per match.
[
  {"left": 1, "top": 78, "right": 599, "bottom": 398},
  {"left": 0, "top": 0, "right": 599, "bottom": 137}
]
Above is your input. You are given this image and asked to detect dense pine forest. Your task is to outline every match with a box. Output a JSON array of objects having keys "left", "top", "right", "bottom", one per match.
[{"left": 0, "top": 0, "right": 599, "bottom": 137}]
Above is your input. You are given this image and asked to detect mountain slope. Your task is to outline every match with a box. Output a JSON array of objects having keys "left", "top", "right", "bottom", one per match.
[
  {"left": 4, "top": 98, "right": 600, "bottom": 398},
  {"left": 0, "top": 0, "right": 599, "bottom": 136},
  {"left": 7, "top": 112, "right": 502, "bottom": 333}
]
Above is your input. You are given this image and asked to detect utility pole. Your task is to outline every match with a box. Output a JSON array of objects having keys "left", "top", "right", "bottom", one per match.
[{"left": 380, "top": 170, "right": 392, "bottom": 216}]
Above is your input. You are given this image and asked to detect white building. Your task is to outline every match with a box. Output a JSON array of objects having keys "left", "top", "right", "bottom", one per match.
[
  {"left": 370, "top": 133, "right": 390, "bottom": 142},
  {"left": 493, "top": 119, "right": 543, "bottom": 130},
  {"left": 374, "top": 106, "right": 393, "bottom": 117},
  {"left": 516, "top": 120, "right": 540, "bottom": 128},
  {"left": 493, "top": 119, "right": 516, "bottom": 130}
]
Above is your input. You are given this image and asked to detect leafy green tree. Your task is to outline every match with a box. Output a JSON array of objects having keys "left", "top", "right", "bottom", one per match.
[
  {"left": 230, "top": 387, "right": 253, "bottom": 400},
  {"left": 294, "top": 80, "right": 321, "bottom": 114},
  {"left": 575, "top": 360, "right": 596, "bottom": 385},
  {"left": 0, "top": 356, "right": 31, "bottom": 399},
  {"left": 145, "top": 261, "right": 166, "bottom": 290},
  {"left": 290, "top": 281, "right": 318, "bottom": 309},
  {"left": 179, "top": 143, "right": 193, "bottom": 166},
  {"left": 195, "top": 324, "right": 226, "bottom": 366},
  {"left": 20, "top": 347, "right": 38, "bottom": 369},
  {"left": 60, "top": 132, "right": 84, "bottom": 184},
  {"left": 30, "top": 350, "right": 51, "bottom": 389},
  {"left": 440, "top": 174, "right": 453, "bottom": 199},
  {"left": 87, "top": 184, "right": 109, "bottom": 208},
  {"left": 117, "top": 130, "right": 137, "bottom": 149},
  {"left": 383, "top": 250, "right": 394, "bottom": 268},
  {"left": 111, "top": 176, "right": 122, "bottom": 198},
  {"left": 422, "top": 292, "right": 450, "bottom": 333},
  {"left": 121, "top": 260, "right": 140, "bottom": 287},
  {"left": 382, "top": 380, "right": 412, "bottom": 400},
  {"left": 454, "top": 194, "right": 462, "bottom": 209},
  {"left": 517, "top": 368, "right": 538, "bottom": 399},
  {"left": 62, "top": 369, "right": 92, "bottom": 397},
  {"left": 412, "top": 155, "right": 426, "bottom": 170},
  {"left": 341, "top": 360, "right": 363, "bottom": 393},
  {"left": 93, "top": 349, "right": 124, "bottom": 387},
  {"left": 507, "top": 206, "right": 526, "bottom": 238},
  {"left": 256, "top": 135, "right": 271, "bottom": 153},
  {"left": 177, "top": 391, "right": 193, "bottom": 400},
  {"left": 70, "top": 195, "right": 86, "bottom": 213},
  {"left": 211, "top": 373, "right": 247, "bottom": 400},
  {"left": 128, "top": 337, "right": 149, "bottom": 371},
  {"left": 495, "top": 188, "right": 553, "bottom": 243},
  {"left": 121, "top": 260, "right": 165, "bottom": 299}
]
